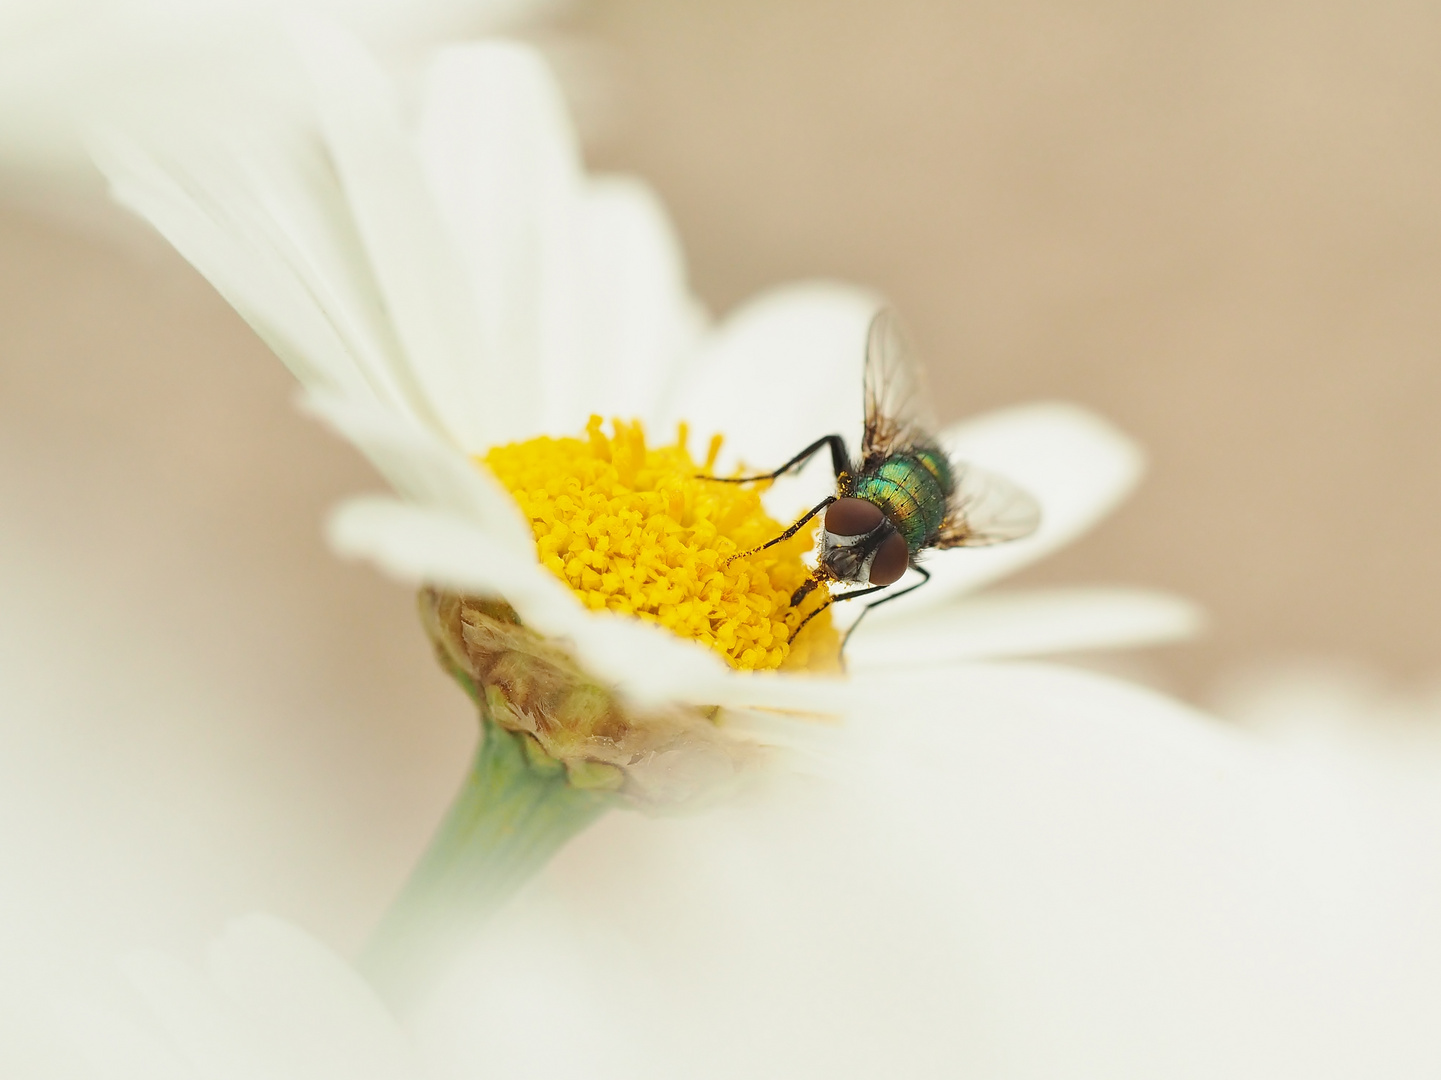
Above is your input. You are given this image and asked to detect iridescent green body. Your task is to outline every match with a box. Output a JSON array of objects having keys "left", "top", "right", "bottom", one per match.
[{"left": 852, "top": 446, "right": 955, "bottom": 552}]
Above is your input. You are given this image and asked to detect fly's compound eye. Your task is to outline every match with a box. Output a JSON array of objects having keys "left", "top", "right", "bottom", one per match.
[
  {"left": 868, "top": 531, "right": 910, "bottom": 586},
  {"left": 825, "top": 497, "right": 884, "bottom": 536}
]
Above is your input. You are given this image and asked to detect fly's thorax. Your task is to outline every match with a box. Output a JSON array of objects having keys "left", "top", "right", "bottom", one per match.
[{"left": 853, "top": 450, "right": 953, "bottom": 550}]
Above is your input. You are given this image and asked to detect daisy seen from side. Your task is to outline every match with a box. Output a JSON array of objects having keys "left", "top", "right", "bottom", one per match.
[{"left": 91, "top": 16, "right": 1199, "bottom": 997}]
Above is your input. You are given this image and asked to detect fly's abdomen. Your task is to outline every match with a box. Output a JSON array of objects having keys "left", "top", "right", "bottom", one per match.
[{"left": 855, "top": 453, "right": 951, "bottom": 550}]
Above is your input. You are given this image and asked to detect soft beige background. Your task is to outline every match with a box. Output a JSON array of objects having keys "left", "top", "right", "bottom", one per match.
[{"left": 2, "top": 0, "right": 1440, "bottom": 1006}]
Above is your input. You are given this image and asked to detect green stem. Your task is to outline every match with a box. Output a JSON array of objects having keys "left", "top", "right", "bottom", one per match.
[{"left": 362, "top": 712, "right": 614, "bottom": 1006}]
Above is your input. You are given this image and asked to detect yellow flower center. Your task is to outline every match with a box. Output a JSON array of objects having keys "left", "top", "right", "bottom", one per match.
[{"left": 483, "top": 416, "right": 837, "bottom": 672}]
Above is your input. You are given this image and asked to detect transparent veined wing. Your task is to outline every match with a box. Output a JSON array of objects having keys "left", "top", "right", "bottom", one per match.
[
  {"left": 862, "top": 307, "right": 940, "bottom": 462},
  {"left": 933, "top": 462, "right": 1042, "bottom": 548}
]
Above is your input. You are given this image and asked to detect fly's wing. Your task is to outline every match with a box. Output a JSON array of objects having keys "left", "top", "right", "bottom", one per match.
[
  {"left": 862, "top": 308, "right": 939, "bottom": 462},
  {"left": 933, "top": 463, "right": 1041, "bottom": 548}
]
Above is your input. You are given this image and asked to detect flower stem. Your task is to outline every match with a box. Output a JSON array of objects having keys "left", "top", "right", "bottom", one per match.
[{"left": 361, "top": 711, "right": 614, "bottom": 1006}]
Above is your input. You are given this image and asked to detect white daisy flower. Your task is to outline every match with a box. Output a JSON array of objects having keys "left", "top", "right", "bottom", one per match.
[
  {"left": 93, "top": 15, "right": 1192, "bottom": 739},
  {"left": 91, "top": 16, "right": 1198, "bottom": 994}
]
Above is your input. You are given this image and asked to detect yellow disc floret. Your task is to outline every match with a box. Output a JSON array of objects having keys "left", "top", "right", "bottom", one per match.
[{"left": 483, "top": 416, "right": 836, "bottom": 672}]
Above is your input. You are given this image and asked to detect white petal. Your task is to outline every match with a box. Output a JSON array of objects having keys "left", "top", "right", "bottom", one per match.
[
  {"left": 119, "top": 951, "right": 269, "bottom": 1079},
  {"left": 302, "top": 392, "right": 535, "bottom": 559},
  {"left": 93, "top": 125, "right": 445, "bottom": 433},
  {"left": 847, "top": 586, "right": 1203, "bottom": 668},
  {"left": 571, "top": 176, "right": 706, "bottom": 432},
  {"left": 416, "top": 41, "right": 575, "bottom": 445},
  {"left": 73, "top": 918, "right": 422, "bottom": 1080},
  {"left": 430, "top": 663, "right": 1276, "bottom": 1080},
  {"left": 220, "top": 130, "right": 432, "bottom": 423},
  {"left": 873, "top": 402, "right": 1144, "bottom": 619},
  {"left": 327, "top": 497, "right": 736, "bottom": 709},
  {"left": 292, "top": 15, "right": 492, "bottom": 452},
  {"left": 205, "top": 915, "right": 421, "bottom": 1080},
  {"left": 328, "top": 495, "right": 559, "bottom": 607},
  {"left": 93, "top": 127, "right": 374, "bottom": 405},
  {"left": 663, "top": 282, "right": 880, "bottom": 516},
  {"left": 558, "top": 611, "right": 742, "bottom": 711},
  {"left": 699, "top": 671, "right": 854, "bottom": 716},
  {"left": 59, "top": 1003, "right": 193, "bottom": 1080}
]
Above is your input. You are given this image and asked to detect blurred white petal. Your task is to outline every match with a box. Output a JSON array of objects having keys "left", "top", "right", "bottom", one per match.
[
  {"left": 122, "top": 951, "right": 283, "bottom": 1077},
  {"left": 0, "top": 0, "right": 551, "bottom": 185},
  {"left": 404, "top": 662, "right": 1441, "bottom": 1078},
  {"left": 328, "top": 496, "right": 560, "bottom": 613},
  {"left": 93, "top": 123, "right": 450, "bottom": 430},
  {"left": 328, "top": 497, "right": 740, "bottom": 709},
  {"left": 302, "top": 392, "right": 535, "bottom": 559},
  {"left": 58, "top": 664, "right": 1441, "bottom": 1077},
  {"left": 417, "top": 41, "right": 574, "bottom": 445},
  {"left": 67, "top": 1004, "right": 194, "bottom": 1080},
  {"left": 204, "top": 916, "right": 420, "bottom": 1078},
  {"left": 848, "top": 585, "right": 1203, "bottom": 668},
  {"left": 66, "top": 916, "right": 426, "bottom": 1080},
  {"left": 293, "top": 15, "right": 492, "bottom": 453},
  {"left": 573, "top": 177, "right": 707, "bottom": 429},
  {"left": 92, "top": 129, "right": 377, "bottom": 403}
]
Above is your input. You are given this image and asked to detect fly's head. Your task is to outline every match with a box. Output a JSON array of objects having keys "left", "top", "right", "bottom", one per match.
[{"left": 817, "top": 497, "right": 910, "bottom": 587}]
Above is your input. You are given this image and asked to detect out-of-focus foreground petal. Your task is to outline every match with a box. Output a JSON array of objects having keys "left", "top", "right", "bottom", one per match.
[
  {"left": 65, "top": 915, "right": 425, "bottom": 1080},
  {"left": 0, "top": 0, "right": 551, "bottom": 187},
  {"left": 413, "top": 662, "right": 1441, "bottom": 1079},
  {"left": 49, "top": 665, "right": 1441, "bottom": 1077}
]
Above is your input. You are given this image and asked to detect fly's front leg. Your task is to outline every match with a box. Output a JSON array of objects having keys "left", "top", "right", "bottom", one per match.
[
  {"left": 723, "top": 496, "right": 836, "bottom": 567},
  {"left": 700, "top": 434, "right": 852, "bottom": 486}
]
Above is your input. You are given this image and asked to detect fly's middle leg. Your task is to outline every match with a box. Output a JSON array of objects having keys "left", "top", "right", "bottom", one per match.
[{"left": 698, "top": 434, "right": 853, "bottom": 486}]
